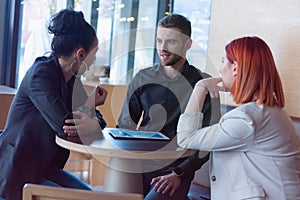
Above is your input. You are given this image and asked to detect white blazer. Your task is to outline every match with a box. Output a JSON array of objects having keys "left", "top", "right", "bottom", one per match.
[{"left": 177, "top": 102, "right": 300, "bottom": 200}]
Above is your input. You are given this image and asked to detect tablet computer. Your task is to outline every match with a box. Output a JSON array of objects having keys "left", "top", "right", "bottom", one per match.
[{"left": 109, "top": 129, "right": 170, "bottom": 141}]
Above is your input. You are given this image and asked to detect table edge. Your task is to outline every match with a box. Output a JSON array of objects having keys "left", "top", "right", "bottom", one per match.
[{"left": 56, "top": 135, "right": 196, "bottom": 160}]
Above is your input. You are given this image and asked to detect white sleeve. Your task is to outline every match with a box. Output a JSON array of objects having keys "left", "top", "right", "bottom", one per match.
[{"left": 177, "top": 109, "right": 254, "bottom": 151}]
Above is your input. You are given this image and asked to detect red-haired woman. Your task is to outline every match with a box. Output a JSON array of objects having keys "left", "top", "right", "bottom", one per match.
[{"left": 177, "top": 36, "right": 300, "bottom": 199}]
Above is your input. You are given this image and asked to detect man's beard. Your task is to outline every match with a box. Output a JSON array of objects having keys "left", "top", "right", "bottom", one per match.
[{"left": 161, "top": 53, "right": 182, "bottom": 66}]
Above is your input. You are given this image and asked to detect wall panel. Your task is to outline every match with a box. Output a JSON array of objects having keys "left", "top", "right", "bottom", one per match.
[{"left": 206, "top": 0, "right": 300, "bottom": 117}]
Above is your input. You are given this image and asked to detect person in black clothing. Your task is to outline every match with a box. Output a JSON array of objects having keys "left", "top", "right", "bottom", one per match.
[
  {"left": 117, "top": 14, "right": 218, "bottom": 200},
  {"left": 0, "top": 9, "right": 107, "bottom": 200}
]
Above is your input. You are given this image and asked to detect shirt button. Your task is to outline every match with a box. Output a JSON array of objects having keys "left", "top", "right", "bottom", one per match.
[{"left": 211, "top": 175, "right": 216, "bottom": 181}]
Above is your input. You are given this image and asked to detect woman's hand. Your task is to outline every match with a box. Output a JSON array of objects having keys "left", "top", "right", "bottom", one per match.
[
  {"left": 185, "top": 77, "right": 224, "bottom": 113},
  {"left": 196, "top": 77, "right": 224, "bottom": 98},
  {"left": 94, "top": 86, "right": 108, "bottom": 106},
  {"left": 85, "top": 86, "right": 108, "bottom": 108},
  {"left": 63, "top": 111, "right": 100, "bottom": 136}
]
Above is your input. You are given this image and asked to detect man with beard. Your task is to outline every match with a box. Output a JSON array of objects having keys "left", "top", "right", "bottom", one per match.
[{"left": 117, "top": 14, "right": 214, "bottom": 200}]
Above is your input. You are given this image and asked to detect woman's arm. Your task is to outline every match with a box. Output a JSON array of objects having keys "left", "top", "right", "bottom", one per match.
[
  {"left": 64, "top": 85, "right": 108, "bottom": 136},
  {"left": 83, "top": 85, "right": 108, "bottom": 109},
  {"left": 185, "top": 78, "right": 223, "bottom": 113},
  {"left": 177, "top": 78, "right": 254, "bottom": 151},
  {"left": 177, "top": 108, "right": 254, "bottom": 152},
  {"left": 29, "top": 66, "right": 72, "bottom": 135}
]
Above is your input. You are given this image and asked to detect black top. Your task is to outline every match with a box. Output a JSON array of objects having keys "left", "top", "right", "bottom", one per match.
[
  {"left": 0, "top": 53, "right": 88, "bottom": 200},
  {"left": 117, "top": 61, "right": 212, "bottom": 177}
]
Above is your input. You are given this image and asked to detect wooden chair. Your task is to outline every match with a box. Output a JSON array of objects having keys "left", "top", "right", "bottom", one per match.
[
  {"left": 63, "top": 148, "right": 109, "bottom": 186},
  {"left": 22, "top": 183, "right": 144, "bottom": 200},
  {"left": 63, "top": 151, "right": 93, "bottom": 184}
]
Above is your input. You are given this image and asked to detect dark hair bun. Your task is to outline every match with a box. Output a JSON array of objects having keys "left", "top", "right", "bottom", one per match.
[
  {"left": 48, "top": 9, "right": 86, "bottom": 36},
  {"left": 48, "top": 8, "right": 96, "bottom": 57}
]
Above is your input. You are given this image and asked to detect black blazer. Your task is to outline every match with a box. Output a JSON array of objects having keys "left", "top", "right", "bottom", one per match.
[{"left": 0, "top": 53, "right": 87, "bottom": 200}]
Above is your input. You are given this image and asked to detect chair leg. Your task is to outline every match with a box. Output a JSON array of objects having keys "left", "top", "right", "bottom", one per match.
[
  {"left": 64, "top": 151, "right": 92, "bottom": 184},
  {"left": 89, "top": 156, "right": 109, "bottom": 186}
]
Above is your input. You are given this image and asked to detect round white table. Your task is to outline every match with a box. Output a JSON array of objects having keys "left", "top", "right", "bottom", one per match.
[{"left": 56, "top": 128, "right": 196, "bottom": 194}]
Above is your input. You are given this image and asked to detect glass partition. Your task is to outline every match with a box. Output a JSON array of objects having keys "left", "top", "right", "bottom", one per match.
[
  {"left": 16, "top": 0, "right": 211, "bottom": 85},
  {"left": 17, "top": 0, "right": 67, "bottom": 85},
  {"left": 173, "top": 0, "right": 212, "bottom": 72}
]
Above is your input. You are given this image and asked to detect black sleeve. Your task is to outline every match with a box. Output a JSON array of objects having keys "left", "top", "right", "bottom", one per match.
[
  {"left": 175, "top": 151, "right": 210, "bottom": 176},
  {"left": 175, "top": 69, "right": 213, "bottom": 175},
  {"left": 29, "top": 66, "right": 72, "bottom": 136},
  {"left": 95, "top": 109, "right": 107, "bottom": 129},
  {"left": 117, "top": 77, "right": 143, "bottom": 130}
]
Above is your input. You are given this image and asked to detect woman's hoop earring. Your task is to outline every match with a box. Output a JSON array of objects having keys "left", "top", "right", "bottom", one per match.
[{"left": 70, "top": 60, "right": 88, "bottom": 77}]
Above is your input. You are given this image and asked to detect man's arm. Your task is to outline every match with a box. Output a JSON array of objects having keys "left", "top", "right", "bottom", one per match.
[
  {"left": 150, "top": 91, "right": 214, "bottom": 196},
  {"left": 117, "top": 79, "right": 143, "bottom": 130}
]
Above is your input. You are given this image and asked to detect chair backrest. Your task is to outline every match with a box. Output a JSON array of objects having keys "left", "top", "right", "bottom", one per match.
[{"left": 22, "top": 184, "right": 144, "bottom": 200}]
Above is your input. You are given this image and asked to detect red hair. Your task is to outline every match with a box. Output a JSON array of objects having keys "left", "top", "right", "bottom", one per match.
[{"left": 226, "top": 36, "right": 284, "bottom": 107}]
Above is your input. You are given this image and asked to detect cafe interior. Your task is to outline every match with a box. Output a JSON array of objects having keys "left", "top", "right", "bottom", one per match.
[{"left": 1, "top": 0, "right": 300, "bottom": 199}]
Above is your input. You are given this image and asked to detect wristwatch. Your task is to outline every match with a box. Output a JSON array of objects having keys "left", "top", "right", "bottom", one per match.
[{"left": 172, "top": 168, "right": 184, "bottom": 178}]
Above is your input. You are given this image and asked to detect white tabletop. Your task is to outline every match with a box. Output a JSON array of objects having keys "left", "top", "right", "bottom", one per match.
[
  {"left": 56, "top": 128, "right": 195, "bottom": 160},
  {"left": 56, "top": 128, "right": 196, "bottom": 194}
]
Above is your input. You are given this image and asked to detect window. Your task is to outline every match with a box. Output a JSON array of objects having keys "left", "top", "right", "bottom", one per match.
[
  {"left": 109, "top": 0, "right": 160, "bottom": 82},
  {"left": 15, "top": 0, "right": 211, "bottom": 86},
  {"left": 17, "top": 0, "right": 67, "bottom": 85},
  {"left": 173, "top": 0, "right": 212, "bottom": 72}
]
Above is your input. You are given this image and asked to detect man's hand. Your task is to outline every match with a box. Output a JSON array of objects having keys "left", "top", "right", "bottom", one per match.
[{"left": 150, "top": 172, "right": 181, "bottom": 196}]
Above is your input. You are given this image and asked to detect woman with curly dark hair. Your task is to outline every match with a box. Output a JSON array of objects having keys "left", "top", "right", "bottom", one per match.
[{"left": 0, "top": 9, "right": 107, "bottom": 200}]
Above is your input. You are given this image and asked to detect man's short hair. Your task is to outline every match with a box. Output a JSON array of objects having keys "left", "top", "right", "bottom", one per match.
[{"left": 157, "top": 14, "right": 191, "bottom": 38}]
